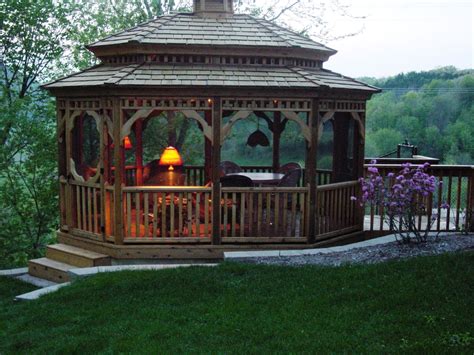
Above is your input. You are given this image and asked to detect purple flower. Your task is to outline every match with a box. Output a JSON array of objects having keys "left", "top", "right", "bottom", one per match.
[{"left": 350, "top": 196, "right": 357, "bottom": 201}]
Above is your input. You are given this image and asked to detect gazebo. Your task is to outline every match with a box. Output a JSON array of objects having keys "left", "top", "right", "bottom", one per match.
[{"left": 33, "top": 0, "right": 380, "bottom": 279}]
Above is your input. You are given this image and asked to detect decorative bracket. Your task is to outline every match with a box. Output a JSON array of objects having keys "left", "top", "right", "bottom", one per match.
[
  {"left": 221, "top": 110, "right": 253, "bottom": 144},
  {"left": 281, "top": 111, "right": 311, "bottom": 146},
  {"left": 121, "top": 109, "right": 154, "bottom": 140},
  {"left": 181, "top": 110, "right": 213, "bottom": 142},
  {"left": 318, "top": 110, "right": 335, "bottom": 140},
  {"left": 350, "top": 111, "right": 365, "bottom": 140}
]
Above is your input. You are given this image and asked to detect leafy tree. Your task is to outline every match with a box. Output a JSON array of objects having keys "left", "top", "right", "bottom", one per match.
[
  {"left": 0, "top": 0, "right": 73, "bottom": 266},
  {"left": 364, "top": 68, "right": 474, "bottom": 164}
]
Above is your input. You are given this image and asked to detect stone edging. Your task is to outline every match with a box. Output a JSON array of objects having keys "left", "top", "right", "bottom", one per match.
[{"left": 224, "top": 235, "right": 396, "bottom": 259}]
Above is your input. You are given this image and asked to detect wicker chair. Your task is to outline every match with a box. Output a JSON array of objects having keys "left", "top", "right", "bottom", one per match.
[
  {"left": 220, "top": 175, "right": 253, "bottom": 187},
  {"left": 277, "top": 162, "right": 301, "bottom": 175},
  {"left": 219, "top": 161, "right": 242, "bottom": 175},
  {"left": 278, "top": 168, "right": 302, "bottom": 187}
]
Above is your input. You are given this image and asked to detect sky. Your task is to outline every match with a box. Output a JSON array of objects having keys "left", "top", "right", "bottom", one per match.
[{"left": 315, "top": 0, "right": 473, "bottom": 77}]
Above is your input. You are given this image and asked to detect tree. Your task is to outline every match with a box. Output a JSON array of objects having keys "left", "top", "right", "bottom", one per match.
[{"left": 0, "top": 0, "right": 73, "bottom": 266}]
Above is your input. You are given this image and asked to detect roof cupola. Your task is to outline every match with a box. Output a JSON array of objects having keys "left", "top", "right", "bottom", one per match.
[{"left": 193, "top": 0, "right": 234, "bottom": 18}]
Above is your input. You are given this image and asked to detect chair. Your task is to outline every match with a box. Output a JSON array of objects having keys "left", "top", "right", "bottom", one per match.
[
  {"left": 220, "top": 175, "right": 253, "bottom": 187},
  {"left": 219, "top": 161, "right": 242, "bottom": 175},
  {"left": 278, "top": 169, "right": 302, "bottom": 187},
  {"left": 277, "top": 162, "right": 301, "bottom": 175}
]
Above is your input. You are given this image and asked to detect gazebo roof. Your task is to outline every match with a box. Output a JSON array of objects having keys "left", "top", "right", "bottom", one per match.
[
  {"left": 43, "top": 64, "right": 378, "bottom": 92},
  {"left": 44, "top": 3, "right": 380, "bottom": 94},
  {"left": 87, "top": 13, "right": 336, "bottom": 56}
]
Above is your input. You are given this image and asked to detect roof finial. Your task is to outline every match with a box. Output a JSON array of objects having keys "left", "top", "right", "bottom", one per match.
[{"left": 193, "top": 0, "right": 234, "bottom": 18}]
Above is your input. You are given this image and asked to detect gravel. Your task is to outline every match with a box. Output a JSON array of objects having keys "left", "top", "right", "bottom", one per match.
[{"left": 240, "top": 234, "right": 474, "bottom": 267}]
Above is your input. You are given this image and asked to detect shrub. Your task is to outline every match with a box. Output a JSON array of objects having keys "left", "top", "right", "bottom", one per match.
[{"left": 354, "top": 161, "right": 447, "bottom": 243}]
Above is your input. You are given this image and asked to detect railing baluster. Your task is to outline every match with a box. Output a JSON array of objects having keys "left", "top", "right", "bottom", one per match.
[{"left": 153, "top": 193, "right": 158, "bottom": 238}]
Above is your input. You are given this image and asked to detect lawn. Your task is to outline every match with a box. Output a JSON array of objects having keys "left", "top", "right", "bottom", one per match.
[{"left": 1, "top": 252, "right": 473, "bottom": 353}]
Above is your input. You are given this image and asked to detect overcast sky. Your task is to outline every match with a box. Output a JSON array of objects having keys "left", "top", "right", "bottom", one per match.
[{"left": 318, "top": 0, "right": 473, "bottom": 77}]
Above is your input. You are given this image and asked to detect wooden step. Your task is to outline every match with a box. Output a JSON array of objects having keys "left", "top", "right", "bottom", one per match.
[
  {"left": 46, "top": 243, "right": 112, "bottom": 268},
  {"left": 28, "top": 258, "right": 75, "bottom": 283}
]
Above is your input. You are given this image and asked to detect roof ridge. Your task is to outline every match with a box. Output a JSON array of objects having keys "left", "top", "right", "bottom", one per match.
[
  {"left": 319, "top": 68, "right": 381, "bottom": 91},
  {"left": 130, "top": 13, "right": 180, "bottom": 43},
  {"left": 249, "top": 15, "right": 336, "bottom": 53},
  {"left": 288, "top": 66, "right": 325, "bottom": 88},
  {"left": 87, "top": 14, "right": 176, "bottom": 48},
  {"left": 248, "top": 16, "right": 293, "bottom": 48},
  {"left": 106, "top": 63, "right": 143, "bottom": 85}
]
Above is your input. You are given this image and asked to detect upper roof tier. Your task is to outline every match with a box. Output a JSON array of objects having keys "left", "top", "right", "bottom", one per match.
[
  {"left": 44, "top": 0, "right": 380, "bottom": 95},
  {"left": 87, "top": 13, "right": 337, "bottom": 61}
]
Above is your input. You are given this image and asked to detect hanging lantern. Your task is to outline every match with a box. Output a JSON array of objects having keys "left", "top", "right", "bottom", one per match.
[
  {"left": 159, "top": 146, "right": 183, "bottom": 171},
  {"left": 247, "top": 118, "right": 269, "bottom": 147},
  {"left": 247, "top": 129, "right": 270, "bottom": 147}
]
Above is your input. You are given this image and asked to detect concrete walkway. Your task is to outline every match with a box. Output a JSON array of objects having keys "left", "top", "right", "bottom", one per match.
[{"left": 224, "top": 235, "right": 396, "bottom": 260}]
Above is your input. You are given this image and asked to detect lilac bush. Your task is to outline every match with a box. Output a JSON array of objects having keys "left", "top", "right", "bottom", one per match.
[{"left": 355, "top": 161, "right": 447, "bottom": 244}]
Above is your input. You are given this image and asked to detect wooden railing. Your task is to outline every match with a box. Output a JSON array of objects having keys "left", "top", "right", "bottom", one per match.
[
  {"left": 221, "top": 187, "right": 309, "bottom": 242},
  {"left": 122, "top": 186, "right": 213, "bottom": 242},
  {"left": 70, "top": 180, "right": 102, "bottom": 238},
  {"left": 316, "top": 181, "right": 361, "bottom": 240},
  {"left": 59, "top": 177, "right": 67, "bottom": 230},
  {"left": 364, "top": 164, "right": 474, "bottom": 234},
  {"left": 127, "top": 165, "right": 333, "bottom": 187}
]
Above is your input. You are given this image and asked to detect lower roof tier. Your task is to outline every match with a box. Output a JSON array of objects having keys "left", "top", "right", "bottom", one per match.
[{"left": 44, "top": 64, "right": 379, "bottom": 92}]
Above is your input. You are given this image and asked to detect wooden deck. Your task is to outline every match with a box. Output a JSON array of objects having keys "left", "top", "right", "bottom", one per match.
[{"left": 55, "top": 164, "right": 474, "bottom": 260}]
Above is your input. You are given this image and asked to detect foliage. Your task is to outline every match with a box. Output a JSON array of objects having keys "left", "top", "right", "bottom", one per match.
[
  {"left": 0, "top": 94, "right": 58, "bottom": 267},
  {"left": 356, "top": 162, "right": 446, "bottom": 244},
  {"left": 365, "top": 68, "right": 474, "bottom": 163},
  {"left": 0, "top": 0, "right": 69, "bottom": 267},
  {"left": 2, "top": 253, "right": 474, "bottom": 352},
  {"left": 361, "top": 66, "right": 473, "bottom": 91}
]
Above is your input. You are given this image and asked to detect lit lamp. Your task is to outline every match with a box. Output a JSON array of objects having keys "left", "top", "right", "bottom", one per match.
[
  {"left": 159, "top": 146, "right": 183, "bottom": 171},
  {"left": 124, "top": 136, "right": 133, "bottom": 150},
  {"left": 110, "top": 136, "right": 133, "bottom": 150}
]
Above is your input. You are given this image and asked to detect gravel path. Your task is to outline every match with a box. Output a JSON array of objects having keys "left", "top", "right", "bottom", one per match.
[{"left": 241, "top": 234, "right": 474, "bottom": 267}]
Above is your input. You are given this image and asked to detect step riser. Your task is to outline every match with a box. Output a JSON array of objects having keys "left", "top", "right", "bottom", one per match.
[
  {"left": 28, "top": 261, "right": 70, "bottom": 284},
  {"left": 46, "top": 248, "right": 110, "bottom": 268}
]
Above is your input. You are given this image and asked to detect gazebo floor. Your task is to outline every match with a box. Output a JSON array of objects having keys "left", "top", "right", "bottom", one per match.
[{"left": 57, "top": 230, "right": 365, "bottom": 262}]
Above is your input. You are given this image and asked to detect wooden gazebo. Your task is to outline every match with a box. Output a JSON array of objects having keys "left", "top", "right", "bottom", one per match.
[{"left": 35, "top": 0, "right": 380, "bottom": 275}]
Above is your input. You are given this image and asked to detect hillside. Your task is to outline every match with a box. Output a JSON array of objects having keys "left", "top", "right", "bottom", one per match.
[{"left": 361, "top": 67, "right": 474, "bottom": 164}]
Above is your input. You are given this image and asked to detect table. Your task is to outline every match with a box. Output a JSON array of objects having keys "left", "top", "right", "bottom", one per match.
[{"left": 227, "top": 172, "right": 285, "bottom": 186}]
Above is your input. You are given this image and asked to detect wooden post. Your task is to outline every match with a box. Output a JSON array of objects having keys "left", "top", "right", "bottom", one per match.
[
  {"left": 353, "top": 111, "right": 366, "bottom": 180},
  {"left": 272, "top": 111, "right": 281, "bottom": 172},
  {"left": 99, "top": 101, "right": 107, "bottom": 241},
  {"left": 469, "top": 169, "right": 474, "bottom": 232},
  {"left": 135, "top": 118, "right": 143, "bottom": 185},
  {"left": 204, "top": 110, "right": 212, "bottom": 183},
  {"left": 211, "top": 97, "right": 222, "bottom": 244},
  {"left": 64, "top": 100, "right": 74, "bottom": 230},
  {"left": 112, "top": 98, "right": 124, "bottom": 244},
  {"left": 306, "top": 98, "right": 320, "bottom": 243},
  {"left": 57, "top": 103, "right": 67, "bottom": 231}
]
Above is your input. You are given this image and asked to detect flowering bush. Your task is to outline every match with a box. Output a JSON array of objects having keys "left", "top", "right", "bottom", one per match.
[{"left": 354, "top": 161, "right": 448, "bottom": 243}]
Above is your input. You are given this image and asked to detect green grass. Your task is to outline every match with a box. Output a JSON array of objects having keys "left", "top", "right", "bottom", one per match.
[{"left": 1, "top": 253, "right": 473, "bottom": 353}]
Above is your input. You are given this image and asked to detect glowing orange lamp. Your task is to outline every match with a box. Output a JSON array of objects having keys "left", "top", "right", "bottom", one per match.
[
  {"left": 159, "top": 146, "right": 183, "bottom": 171},
  {"left": 110, "top": 136, "right": 133, "bottom": 150},
  {"left": 124, "top": 136, "right": 133, "bottom": 150}
]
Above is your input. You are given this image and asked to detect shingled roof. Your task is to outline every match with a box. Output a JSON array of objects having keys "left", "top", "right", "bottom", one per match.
[
  {"left": 87, "top": 13, "right": 336, "bottom": 55},
  {"left": 44, "top": 64, "right": 378, "bottom": 92},
  {"left": 45, "top": 4, "right": 380, "bottom": 94}
]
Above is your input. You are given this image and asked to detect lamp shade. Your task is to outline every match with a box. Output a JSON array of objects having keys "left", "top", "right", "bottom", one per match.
[
  {"left": 159, "top": 146, "right": 183, "bottom": 170},
  {"left": 124, "top": 136, "right": 133, "bottom": 150},
  {"left": 110, "top": 136, "right": 133, "bottom": 150}
]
